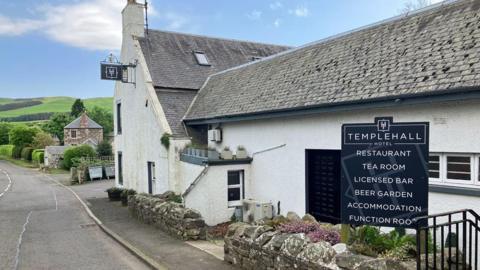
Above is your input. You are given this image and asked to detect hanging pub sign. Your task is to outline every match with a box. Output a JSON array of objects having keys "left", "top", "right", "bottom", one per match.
[
  {"left": 100, "top": 63, "right": 124, "bottom": 81},
  {"left": 341, "top": 117, "right": 429, "bottom": 228}
]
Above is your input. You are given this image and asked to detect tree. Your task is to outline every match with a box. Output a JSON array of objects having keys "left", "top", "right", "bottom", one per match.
[
  {"left": 0, "top": 122, "right": 12, "bottom": 145},
  {"left": 96, "top": 140, "right": 113, "bottom": 156},
  {"left": 8, "top": 125, "right": 40, "bottom": 147},
  {"left": 88, "top": 106, "right": 113, "bottom": 136},
  {"left": 400, "top": 0, "right": 432, "bottom": 14},
  {"left": 71, "top": 99, "right": 85, "bottom": 117},
  {"left": 32, "top": 131, "right": 56, "bottom": 149},
  {"left": 41, "top": 113, "right": 73, "bottom": 144}
]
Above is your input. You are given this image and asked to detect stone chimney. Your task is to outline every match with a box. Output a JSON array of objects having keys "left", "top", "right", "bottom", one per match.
[
  {"left": 79, "top": 113, "right": 89, "bottom": 129},
  {"left": 122, "top": 0, "right": 145, "bottom": 39}
]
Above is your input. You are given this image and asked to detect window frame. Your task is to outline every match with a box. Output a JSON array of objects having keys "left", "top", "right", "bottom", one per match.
[
  {"left": 116, "top": 101, "right": 122, "bottom": 135},
  {"left": 71, "top": 130, "right": 77, "bottom": 138},
  {"left": 194, "top": 51, "right": 210, "bottom": 66},
  {"left": 428, "top": 154, "right": 441, "bottom": 182},
  {"left": 118, "top": 151, "right": 123, "bottom": 186},
  {"left": 227, "top": 170, "right": 245, "bottom": 208},
  {"left": 429, "top": 152, "right": 479, "bottom": 187}
]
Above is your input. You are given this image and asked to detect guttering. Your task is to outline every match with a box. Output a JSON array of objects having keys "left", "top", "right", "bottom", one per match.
[{"left": 184, "top": 87, "right": 480, "bottom": 125}]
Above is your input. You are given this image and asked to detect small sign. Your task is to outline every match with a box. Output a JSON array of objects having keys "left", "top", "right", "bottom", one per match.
[
  {"left": 101, "top": 63, "right": 123, "bottom": 81},
  {"left": 88, "top": 166, "right": 103, "bottom": 180},
  {"left": 341, "top": 117, "right": 429, "bottom": 228}
]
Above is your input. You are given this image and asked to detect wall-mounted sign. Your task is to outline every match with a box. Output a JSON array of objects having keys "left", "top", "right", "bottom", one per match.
[
  {"left": 341, "top": 117, "right": 429, "bottom": 228},
  {"left": 100, "top": 63, "right": 124, "bottom": 81}
]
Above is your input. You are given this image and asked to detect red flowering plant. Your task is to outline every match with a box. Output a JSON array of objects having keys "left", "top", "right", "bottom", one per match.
[{"left": 278, "top": 221, "right": 340, "bottom": 245}]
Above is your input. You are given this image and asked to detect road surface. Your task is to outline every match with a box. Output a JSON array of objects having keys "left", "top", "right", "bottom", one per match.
[{"left": 0, "top": 161, "right": 149, "bottom": 270}]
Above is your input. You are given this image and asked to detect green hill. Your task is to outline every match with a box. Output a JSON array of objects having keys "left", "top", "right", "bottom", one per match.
[{"left": 0, "top": 96, "right": 113, "bottom": 122}]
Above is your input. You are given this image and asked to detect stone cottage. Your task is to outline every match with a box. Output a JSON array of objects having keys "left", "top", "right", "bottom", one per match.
[{"left": 64, "top": 113, "right": 103, "bottom": 147}]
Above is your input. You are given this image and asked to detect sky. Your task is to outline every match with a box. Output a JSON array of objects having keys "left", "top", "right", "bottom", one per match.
[{"left": 0, "top": 0, "right": 442, "bottom": 99}]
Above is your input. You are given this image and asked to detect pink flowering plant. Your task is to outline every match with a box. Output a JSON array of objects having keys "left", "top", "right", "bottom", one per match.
[{"left": 278, "top": 221, "right": 340, "bottom": 245}]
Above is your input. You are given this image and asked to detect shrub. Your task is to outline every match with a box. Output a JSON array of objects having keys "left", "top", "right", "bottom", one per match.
[
  {"left": 63, "top": 145, "right": 97, "bottom": 169},
  {"left": 278, "top": 221, "right": 340, "bottom": 245},
  {"left": 32, "top": 149, "right": 45, "bottom": 164},
  {"left": 0, "top": 145, "right": 14, "bottom": 157},
  {"left": 12, "top": 145, "right": 23, "bottom": 159},
  {"left": 0, "top": 123, "right": 12, "bottom": 145},
  {"left": 96, "top": 140, "right": 113, "bottom": 156},
  {"left": 21, "top": 147, "right": 34, "bottom": 161},
  {"left": 32, "top": 132, "right": 55, "bottom": 149},
  {"left": 161, "top": 133, "right": 171, "bottom": 149},
  {"left": 9, "top": 125, "right": 40, "bottom": 147}
]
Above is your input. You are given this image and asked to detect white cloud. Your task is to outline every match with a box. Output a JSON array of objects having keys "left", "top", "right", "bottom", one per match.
[
  {"left": 247, "top": 10, "right": 262, "bottom": 20},
  {"left": 269, "top": 2, "right": 283, "bottom": 10},
  {"left": 273, "top": 18, "right": 281, "bottom": 28},
  {"left": 0, "top": 0, "right": 185, "bottom": 51},
  {"left": 289, "top": 5, "right": 309, "bottom": 17}
]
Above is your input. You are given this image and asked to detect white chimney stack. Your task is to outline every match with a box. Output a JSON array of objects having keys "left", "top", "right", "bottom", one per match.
[{"left": 122, "top": 0, "right": 145, "bottom": 39}]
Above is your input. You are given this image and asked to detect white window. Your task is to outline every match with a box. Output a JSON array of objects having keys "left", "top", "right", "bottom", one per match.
[
  {"left": 194, "top": 52, "right": 210, "bottom": 66},
  {"left": 227, "top": 170, "right": 244, "bottom": 207},
  {"left": 429, "top": 153, "right": 479, "bottom": 187}
]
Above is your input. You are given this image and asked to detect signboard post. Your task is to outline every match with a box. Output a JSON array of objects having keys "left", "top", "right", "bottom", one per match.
[{"left": 341, "top": 117, "right": 429, "bottom": 228}]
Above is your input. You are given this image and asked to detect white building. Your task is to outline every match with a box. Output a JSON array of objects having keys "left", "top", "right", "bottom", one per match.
[{"left": 116, "top": 0, "right": 480, "bottom": 225}]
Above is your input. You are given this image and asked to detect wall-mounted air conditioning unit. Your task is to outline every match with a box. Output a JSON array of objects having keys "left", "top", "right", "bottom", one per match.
[
  {"left": 242, "top": 199, "right": 273, "bottom": 223},
  {"left": 208, "top": 129, "right": 222, "bottom": 142}
]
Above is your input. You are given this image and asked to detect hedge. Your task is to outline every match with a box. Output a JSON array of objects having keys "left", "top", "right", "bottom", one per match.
[
  {"left": 63, "top": 145, "right": 97, "bottom": 169},
  {"left": 32, "top": 149, "right": 45, "bottom": 164},
  {"left": 0, "top": 145, "right": 14, "bottom": 157},
  {"left": 21, "top": 147, "right": 34, "bottom": 161},
  {"left": 12, "top": 145, "right": 23, "bottom": 159}
]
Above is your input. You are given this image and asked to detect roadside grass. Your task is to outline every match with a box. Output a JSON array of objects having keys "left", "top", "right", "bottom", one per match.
[
  {"left": 0, "top": 96, "right": 113, "bottom": 118},
  {"left": 0, "top": 155, "right": 69, "bottom": 174}
]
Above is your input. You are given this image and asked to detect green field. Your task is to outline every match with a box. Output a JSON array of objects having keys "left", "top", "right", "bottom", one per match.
[{"left": 0, "top": 96, "right": 113, "bottom": 119}]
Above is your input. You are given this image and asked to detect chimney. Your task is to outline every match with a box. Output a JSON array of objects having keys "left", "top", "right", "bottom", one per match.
[
  {"left": 122, "top": 0, "right": 145, "bottom": 39},
  {"left": 79, "top": 113, "right": 89, "bottom": 129}
]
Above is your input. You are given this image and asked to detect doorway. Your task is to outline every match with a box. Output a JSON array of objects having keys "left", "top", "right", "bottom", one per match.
[
  {"left": 305, "top": 149, "right": 341, "bottom": 224},
  {"left": 147, "top": 162, "right": 156, "bottom": 194}
]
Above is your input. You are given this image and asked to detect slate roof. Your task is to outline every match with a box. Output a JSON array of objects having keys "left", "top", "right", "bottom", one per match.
[
  {"left": 138, "top": 30, "right": 291, "bottom": 90},
  {"left": 65, "top": 114, "right": 102, "bottom": 129},
  {"left": 185, "top": 0, "right": 480, "bottom": 121},
  {"left": 45, "top": 146, "right": 68, "bottom": 155},
  {"left": 156, "top": 89, "right": 197, "bottom": 137}
]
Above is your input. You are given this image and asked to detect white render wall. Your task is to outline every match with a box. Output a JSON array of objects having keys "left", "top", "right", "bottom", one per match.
[
  {"left": 183, "top": 163, "right": 251, "bottom": 226},
  {"left": 212, "top": 100, "right": 480, "bottom": 217}
]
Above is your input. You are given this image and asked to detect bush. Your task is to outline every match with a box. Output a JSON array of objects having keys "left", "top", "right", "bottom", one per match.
[
  {"left": 96, "top": 140, "right": 113, "bottom": 156},
  {"left": 9, "top": 125, "right": 40, "bottom": 147},
  {"left": 12, "top": 145, "right": 23, "bottom": 159},
  {"left": 278, "top": 221, "right": 340, "bottom": 245},
  {"left": 32, "top": 132, "right": 55, "bottom": 149},
  {"left": 63, "top": 145, "right": 97, "bottom": 169},
  {"left": 21, "top": 147, "right": 34, "bottom": 161},
  {"left": 0, "top": 145, "right": 14, "bottom": 157},
  {"left": 0, "top": 123, "right": 12, "bottom": 145},
  {"left": 32, "top": 149, "right": 45, "bottom": 164}
]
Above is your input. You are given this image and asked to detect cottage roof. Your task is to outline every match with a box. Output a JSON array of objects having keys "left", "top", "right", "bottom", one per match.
[
  {"left": 45, "top": 146, "right": 68, "bottom": 155},
  {"left": 156, "top": 89, "right": 197, "bottom": 137},
  {"left": 185, "top": 0, "right": 480, "bottom": 122},
  {"left": 138, "top": 30, "right": 291, "bottom": 90},
  {"left": 65, "top": 113, "right": 102, "bottom": 129}
]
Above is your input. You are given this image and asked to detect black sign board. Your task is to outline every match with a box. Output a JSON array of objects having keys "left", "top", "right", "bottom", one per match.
[
  {"left": 101, "top": 63, "right": 124, "bottom": 81},
  {"left": 341, "top": 117, "right": 429, "bottom": 228}
]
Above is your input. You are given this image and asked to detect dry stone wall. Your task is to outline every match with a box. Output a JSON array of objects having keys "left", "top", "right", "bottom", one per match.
[
  {"left": 128, "top": 193, "right": 206, "bottom": 240},
  {"left": 224, "top": 223, "right": 417, "bottom": 270}
]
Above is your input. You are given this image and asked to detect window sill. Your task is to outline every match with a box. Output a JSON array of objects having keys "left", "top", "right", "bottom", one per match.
[{"left": 429, "top": 184, "right": 480, "bottom": 197}]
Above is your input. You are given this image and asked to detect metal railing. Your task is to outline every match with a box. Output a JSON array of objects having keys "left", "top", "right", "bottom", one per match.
[{"left": 415, "top": 209, "right": 480, "bottom": 270}]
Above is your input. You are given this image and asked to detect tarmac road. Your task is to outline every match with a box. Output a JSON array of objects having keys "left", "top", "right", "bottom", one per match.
[{"left": 0, "top": 161, "right": 150, "bottom": 270}]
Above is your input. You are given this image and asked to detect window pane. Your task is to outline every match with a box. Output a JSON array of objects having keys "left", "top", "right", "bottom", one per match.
[
  {"left": 228, "top": 171, "right": 240, "bottom": 185},
  {"left": 194, "top": 52, "right": 209, "bottom": 65},
  {"left": 428, "top": 155, "right": 440, "bottom": 178},
  {"left": 228, "top": 188, "right": 240, "bottom": 201},
  {"left": 447, "top": 155, "right": 470, "bottom": 181}
]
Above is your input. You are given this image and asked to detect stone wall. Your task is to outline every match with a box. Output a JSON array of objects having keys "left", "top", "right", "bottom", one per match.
[
  {"left": 224, "top": 223, "right": 416, "bottom": 270},
  {"left": 128, "top": 193, "right": 206, "bottom": 240},
  {"left": 64, "top": 128, "right": 103, "bottom": 146}
]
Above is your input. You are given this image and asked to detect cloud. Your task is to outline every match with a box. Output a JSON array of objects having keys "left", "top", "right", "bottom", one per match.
[
  {"left": 0, "top": 15, "right": 44, "bottom": 36},
  {"left": 269, "top": 2, "right": 283, "bottom": 10},
  {"left": 289, "top": 5, "right": 309, "bottom": 17},
  {"left": 247, "top": 10, "right": 262, "bottom": 20},
  {"left": 273, "top": 18, "right": 281, "bottom": 28},
  {"left": 0, "top": 0, "right": 186, "bottom": 51}
]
